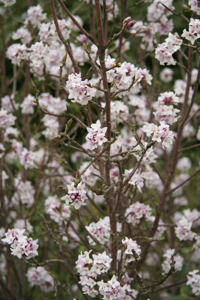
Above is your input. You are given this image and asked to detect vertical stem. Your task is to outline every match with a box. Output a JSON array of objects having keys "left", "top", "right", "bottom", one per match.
[
  {"left": 103, "top": 0, "right": 108, "bottom": 43},
  {"left": 95, "top": 0, "right": 117, "bottom": 272},
  {"left": 50, "top": 0, "right": 80, "bottom": 74},
  {"left": 117, "top": 0, "right": 127, "bottom": 60},
  {"left": 89, "top": 0, "right": 95, "bottom": 39},
  {"left": 1, "top": 15, "right": 6, "bottom": 97},
  {"left": 137, "top": 47, "right": 193, "bottom": 270}
]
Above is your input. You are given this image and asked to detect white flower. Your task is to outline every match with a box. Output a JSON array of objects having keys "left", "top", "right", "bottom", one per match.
[{"left": 86, "top": 120, "right": 107, "bottom": 150}]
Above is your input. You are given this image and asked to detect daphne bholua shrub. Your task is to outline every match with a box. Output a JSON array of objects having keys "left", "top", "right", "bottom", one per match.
[{"left": 1, "top": 0, "right": 200, "bottom": 299}]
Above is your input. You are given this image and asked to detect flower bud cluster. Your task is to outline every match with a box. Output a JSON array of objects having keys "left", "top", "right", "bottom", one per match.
[
  {"left": 123, "top": 17, "right": 136, "bottom": 34},
  {"left": 1, "top": 229, "right": 38, "bottom": 259}
]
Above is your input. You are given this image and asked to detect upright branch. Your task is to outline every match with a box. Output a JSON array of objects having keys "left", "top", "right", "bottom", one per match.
[
  {"left": 137, "top": 47, "right": 194, "bottom": 270},
  {"left": 95, "top": 0, "right": 117, "bottom": 271},
  {"left": 57, "top": 0, "right": 97, "bottom": 45},
  {"left": 50, "top": 0, "right": 80, "bottom": 74}
]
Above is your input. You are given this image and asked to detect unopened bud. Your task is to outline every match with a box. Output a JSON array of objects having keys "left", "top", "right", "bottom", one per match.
[
  {"left": 77, "top": 167, "right": 81, "bottom": 179},
  {"left": 83, "top": 43, "right": 87, "bottom": 51},
  {"left": 53, "top": 134, "right": 62, "bottom": 139},
  {"left": 30, "top": 78, "right": 36, "bottom": 90},
  {"left": 123, "top": 16, "right": 131, "bottom": 26},
  {"left": 67, "top": 118, "right": 73, "bottom": 128},
  {"left": 182, "top": 4, "right": 190, "bottom": 10},
  {"left": 62, "top": 52, "right": 67, "bottom": 63}
]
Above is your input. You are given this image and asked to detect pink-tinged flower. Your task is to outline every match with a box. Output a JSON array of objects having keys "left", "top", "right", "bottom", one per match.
[
  {"left": 124, "top": 169, "right": 144, "bottom": 193},
  {"left": 189, "top": 0, "right": 200, "bottom": 14},
  {"left": 122, "top": 237, "right": 141, "bottom": 257},
  {"left": 6, "top": 44, "right": 28, "bottom": 66},
  {"left": 187, "top": 270, "right": 200, "bottom": 296},
  {"left": 27, "top": 267, "right": 54, "bottom": 292},
  {"left": 0, "top": 109, "right": 16, "bottom": 129},
  {"left": 66, "top": 73, "right": 96, "bottom": 105},
  {"left": 158, "top": 92, "right": 180, "bottom": 106},
  {"left": 182, "top": 18, "right": 200, "bottom": 44},
  {"left": 142, "top": 122, "right": 175, "bottom": 149},
  {"left": 61, "top": 182, "right": 87, "bottom": 210},
  {"left": 86, "top": 120, "right": 107, "bottom": 150},
  {"left": 25, "top": 5, "right": 46, "bottom": 28},
  {"left": 1, "top": 95, "right": 19, "bottom": 113},
  {"left": 175, "top": 217, "right": 196, "bottom": 241},
  {"left": 45, "top": 196, "right": 71, "bottom": 225},
  {"left": 97, "top": 275, "right": 138, "bottom": 299},
  {"left": 50, "top": 20, "right": 71, "bottom": 40},
  {"left": 123, "top": 17, "right": 136, "bottom": 34},
  {"left": 1, "top": 229, "right": 38, "bottom": 260},
  {"left": 0, "top": 0, "right": 16, "bottom": 7},
  {"left": 160, "top": 68, "right": 173, "bottom": 82},
  {"left": 162, "top": 249, "right": 183, "bottom": 275},
  {"left": 20, "top": 94, "right": 36, "bottom": 114},
  {"left": 86, "top": 216, "right": 121, "bottom": 245},
  {"left": 155, "top": 33, "right": 182, "bottom": 66},
  {"left": 125, "top": 202, "right": 152, "bottom": 226},
  {"left": 19, "top": 148, "right": 36, "bottom": 169},
  {"left": 12, "top": 27, "right": 32, "bottom": 45},
  {"left": 29, "top": 42, "right": 49, "bottom": 61}
]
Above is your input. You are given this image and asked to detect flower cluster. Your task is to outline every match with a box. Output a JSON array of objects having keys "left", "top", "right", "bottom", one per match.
[
  {"left": 124, "top": 170, "right": 144, "bottom": 193},
  {"left": 86, "top": 216, "right": 121, "bottom": 245},
  {"left": 189, "top": 0, "right": 200, "bottom": 15},
  {"left": 142, "top": 122, "right": 175, "bottom": 149},
  {"left": 175, "top": 217, "right": 196, "bottom": 241},
  {"left": 26, "top": 267, "right": 54, "bottom": 292},
  {"left": 125, "top": 202, "right": 152, "bottom": 226},
  {"left": 66, "top": 73, "right": 96, "bottom": 105},
  {"left": 86, "top": 120, "right": 107, "bottom": 150},
  {"left": 0, "top": 108, "right": 16, "bottom": 129},
  {"left": 155, "top": 32, "right": 182, "bottom": 65},
  {"left": 1, "top": 229, "right": 38, "bottom": 259},
  {"left": 76, "top": 250, "right": 112, "bottom": 297},
  {"left": 98, "top": 275, "right": 137, "bottom": 300},
  {"left": 182, "top": 18, "right": 200, "bottom": 44},
  {"left": 11, "top": 178, "right": 35, "bottom": 207},
  {"left": 122, "top": 237, "right": 141, "bottom": 263},
  {"left": 106, "top": 59, "right": 152, "bottom": 97},
  {"left": 45, "top": 196, "right": 71, "bottom": 225},
  {"left": 187, "top": 270, "right": 200, "bottom": 296},
  {"left": 162, "top": 248, "right": 183, "bottom": 275},
  {"left": 61, "top": 182, "right": 87, "bottom": 210}
]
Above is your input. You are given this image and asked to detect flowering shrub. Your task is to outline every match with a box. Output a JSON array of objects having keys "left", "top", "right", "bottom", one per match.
[{"left": 0, "top": 0, "right": 200, "bottom": 299}]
